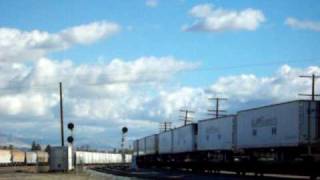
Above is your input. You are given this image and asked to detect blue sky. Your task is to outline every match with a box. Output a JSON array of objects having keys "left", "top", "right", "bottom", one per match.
[
  {"left": 0, "top": 0, "right": 320, "bottom": 148},
  {"left": 1, "top": 0, "right": 319, "bottom": 87}
]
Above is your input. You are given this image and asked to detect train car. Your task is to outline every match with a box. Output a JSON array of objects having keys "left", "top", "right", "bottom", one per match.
[
  {"left": 75, "top": 151, "right": 89, "bottom": 165},
  {"left": 172, "top": 123, "right": 197, "bottom": 154},
  {"left": 236, "top": 100, "right": 320, "bottom": 161},
  {"left": 140, "top": 134, "right": 159, "bottom": 166},
  {"left": 158, "top": 130, "right": 173, "bottom": 155},
  {"left": 113, "top": 153, "right": 122, "bottom": 163},
  {"left": 157, "top": 130, "right": 173, "bottom": 165},
  {"left": 138, "top": 137, "right": 146, "bottom": 156},
  {"left": 36, "top": 151, "right": 49, "bottom": 165},
  {"left": 133, "top": 140, "right": 139, "bottom": 157},
  {"left": 75, "top": 151, "right": 129, "bottom": 165},
  {"left": 0, "top": 149, "right": 11, "bottom": 166},
  {"left": 11, "top": 150, "right": 25, "bottom": 165},
  {"left": 125, "top": 154, "right": 132, "bottom": 163},
  {"left": 92, "top": 152, "right": 99, "bottom": 164},
  {"left": 197, "top": 115, "right": 236, "bottom": 162},
  {"left": 145, "top": 134, "right": 158, "bottom": 155},
  {"left": 25, "top": 152, "right": 37, "bottom": 165}
]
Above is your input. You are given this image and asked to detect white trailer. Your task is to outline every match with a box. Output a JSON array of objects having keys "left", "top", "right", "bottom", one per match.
[
  {"left": 197, "top": 115, "right": 236, "bottom": 151},
  {"left": 133, "top": 140, "right": 139, "bottom": 156},
  {"left": 145, "top": 134, "right": 158, "bottom": 155},
  {"left": 172, "top": 124, "right": 197, "bottom": 153},
  {"left": 236, "top": 100, "right": 320, "bottom": 149},
  {"left": 125, "top": 154, "right": 132, "bottom": 163},
  {"left": 159, "top": 130, "right": 173, "bottom": 154},
  {"left": 138, "top": 138, "right": 146, "bottom": 156},
  {"left": 26, "top": 152, "right": 37, "bottom": 164},
  {"left": 0, "top": 149, "right": 11, "bottom": 164}
]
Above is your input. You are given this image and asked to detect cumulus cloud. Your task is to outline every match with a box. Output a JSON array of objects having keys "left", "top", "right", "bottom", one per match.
[
  {"left": 145, "top": 0, "right": 158, "bottom": 8},
  {"left": 0, "top": 60, "right": 319, "bottom": 148},
  {"left": 183, "top": 4, "right": 265, "bottom": 32},
  {"left": 0, "top": 93, "right": 57, "bottom": 116},
  {"left": 285, "top": 17, "right": 320, "bottom": 32},
  {"left": 0, "top": 56, "right": 198, "bottom": 148},
  {"left": 0, "top": 55, "right": 197, "bottom": 117},
  {"left": 60, "top": 21, "right": 120, "bottom": 44},
  {"left": 0, "top": 21, "right": 120, "bottom": 62},
  {"left": 209, "top": 65, "right": 320, "bottom": 111}
]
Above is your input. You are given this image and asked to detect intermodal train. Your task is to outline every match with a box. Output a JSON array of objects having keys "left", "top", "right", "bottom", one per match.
[
  {"left": 133, "top": 100, "right": 320, "bottom": 176},
  {"left": 0, "top": 149, "right": 132, "bottom": 166}
]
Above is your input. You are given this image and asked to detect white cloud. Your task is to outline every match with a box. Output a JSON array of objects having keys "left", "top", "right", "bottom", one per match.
[
  {"left": 209, "top": 65, "right": 320, "bottom": 110},
  {"left": 183, "top": 4, "right": 265, "bottom": 32},
  {"left": 157, "top": 87, "right": 208, "bottom": 118},
  {"left": 0, "top": 56, "right": 198, "bottom": 148},
  {"left": 146, "top": 0, "right": 158, "bottom": 8},
  {"left": 60, "top": 21, "right": 120, "bottom": 44},
  {"left": 0, "top": 60, "right": 319, "bottom": 148},
  {"left": 285, "top": 17, "right": 320, "bottom": 32},
  {"left": 0, "top": 93, "right": 58, "bottom": 116},
  {"left": 0, "top": 21, "right": 120, "bottom": 62}
]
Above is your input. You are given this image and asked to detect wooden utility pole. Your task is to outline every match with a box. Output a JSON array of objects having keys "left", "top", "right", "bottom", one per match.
[
  {"left": 299, "top": 74, "right": 320, "bottom": 101},
  {"left": 59, "top": 82, "right": 64, "bottom": 147},
  {"left": 208, "top": 97, "right": 228, "bottom": 118},
  {"left": 299, "top": 74, "right": 320, "bottom": 156},
  {"left": 160, "top": 121, "right": 172, "bottom": 132},
  {"left": 179, "top": 109, "right": 194, "bottom": 126}
]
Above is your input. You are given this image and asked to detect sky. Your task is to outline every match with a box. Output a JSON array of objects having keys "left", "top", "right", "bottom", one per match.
[{"left": 0, "top": 0, "right": 320, "bottom": 149}]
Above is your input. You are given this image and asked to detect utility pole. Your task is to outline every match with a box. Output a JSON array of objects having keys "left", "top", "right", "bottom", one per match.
[
  {"left": 299, "top": 74, "right": 320, "bottom": 156},
  {"left": 59, "top": 82, "right": 64, "bottom": 147},
  {"left": 179, "top": 109, "right": 194, "bottom": 126},
  {"left": 208, "top": 97, "right": 228, "bottom": 118},
  {"left": 299, "top": 74, "right": 320, "bottom": 101},
  {"left": 160, "top": 121, "right": 172, "bottom": 132}
]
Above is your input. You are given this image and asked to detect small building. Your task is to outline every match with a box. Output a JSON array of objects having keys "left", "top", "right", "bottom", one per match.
[{"left": 49, "top": 145, "right": 73, "bottom": 171}]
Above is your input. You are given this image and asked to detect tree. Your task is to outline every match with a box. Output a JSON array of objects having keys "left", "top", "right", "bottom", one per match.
[
  {"left": 8, "top": 144, "right": 14, "bottom": 150},
  {"left": 31, "top": 141, "right": 41, "bottom": 151},
  {"left": 31, "top": 141, "right": 37, "bottom": 150},
  {"left": 35, "top": 144, "right": 41, "bottom": 151},
  {"left": 45, "top": 145, "right": 51, "bottom": 152}
]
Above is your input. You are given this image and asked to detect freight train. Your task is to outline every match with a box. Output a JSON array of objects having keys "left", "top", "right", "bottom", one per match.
[
  {"left": 75, "top": 151, "right": 132, "bottom": 165},
  {"left": 0, "top": 149, "right": 49, "bottom": 166},
  {"left": 133, "top": 100, "right": 320, "bottom": 177},
  {"left": 0, "top": 149, "right": 132, "bottom": 166}
]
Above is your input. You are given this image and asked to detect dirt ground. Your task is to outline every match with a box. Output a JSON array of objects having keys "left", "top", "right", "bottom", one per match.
[{"left": 0, "top": 167, "right": 132, "bottom": 180}]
